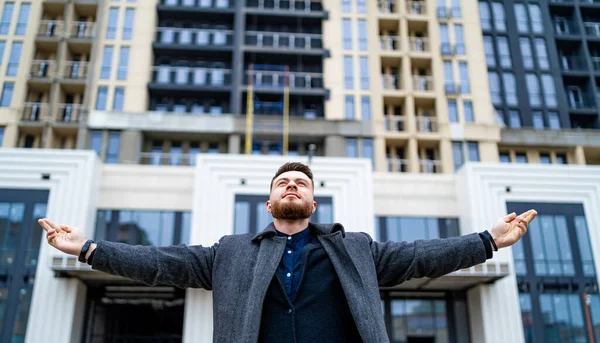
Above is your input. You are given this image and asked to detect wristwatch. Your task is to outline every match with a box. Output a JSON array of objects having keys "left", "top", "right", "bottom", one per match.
[{"left": 78, "top": 239, "right": 95, "bottom": 263}]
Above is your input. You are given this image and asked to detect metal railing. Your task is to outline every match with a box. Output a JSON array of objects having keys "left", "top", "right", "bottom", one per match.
[
  {"left": 56, "top": 103, "right": 83, "bottom": 123},
  {"left": 379, "top": 36, "right": 400, "bottom": 51},
  {"left": 22, "top": 103, "right": 51, "bottom": 121},
  {"left": 378, "top": 0, "right": 396, "bottom": 13},
  {"left": 246, "top": 0, "right": 323, "bottom": 12},
  {"left": 419, "top": 159, "right": 442, "bottom": 173},
  {"left": 382, "top": 74, "right": 401, "bottom": 90},
  {"left": 160, "top": 0, "right": 233, "bottom": 9},
  {"left": 584, "top": 22, "right": 600, "bottom": 36},
  {"left": 387, "top": 158, "right": 409, "bottom": 172},
  {"left": 37, "top": 20, "right": 65, "bottom": 37},
  {"left": 561, "top": 56, "right": 587, "bottom": 71},
  {"left": 245, "top": 70, "right": 324, "bottom": 89},
  {"left": 70, "top": 21, "right": 95, "bottom": 39},
  {"left": 384, "top": 116, "right": 406, "bottom": 132},
  {"left": 554, "top": 20, "right": 579, "bottom": 35},
  {"left": 591, "top": 56, "right": 600, "bottom": 70},
  {"left": 152, "top": 66, "right": 232, "bottom": 86},
  {"left": 156, "top": 27, "right": 233, "bottom": 46},
  {"left": 139, "top": 152, "right": 197, "bottom": 166},
  {"left": 412, "top": 75, "right": 434, "bottom": 91},
  {"left": 29, "top": 60, "right": 57, "bottom": 78},
  {"left": 568, "top": 93, "right": 595, "bottom": 109},
  {"left": 245, "top": 30, "right": 322, "bottom": 49},
  {"left": 409, "top": 37, "right": 429, "bottom": 52},
  {"left": 416, "top": 116, "right": 438, "bottom": 132},
  {"left": 62, "top": 61, "right": 89, "bottom": 80},
  {"left": 406, "top": 1, "right": 426, "bottom": 15}
]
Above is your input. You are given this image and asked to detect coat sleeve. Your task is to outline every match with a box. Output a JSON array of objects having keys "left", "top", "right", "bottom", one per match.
[
  {"left": 91, "top": 240, "right": 218, "bottom": 289},
  {"left": 369, "top": 233, "right": 488, "bottom": 287}
]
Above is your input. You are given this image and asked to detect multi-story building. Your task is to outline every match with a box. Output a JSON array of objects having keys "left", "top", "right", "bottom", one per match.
[{"left": 0, "top": 0, "right": 599, "bottom": 342}]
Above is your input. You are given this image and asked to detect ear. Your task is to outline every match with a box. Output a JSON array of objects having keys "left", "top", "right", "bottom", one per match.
[
  {"left": 312, "top": 201, "right": 317, "bottom": 213},
  {"left": 266, "top": 200, "right": 272, "bottom": 213}
]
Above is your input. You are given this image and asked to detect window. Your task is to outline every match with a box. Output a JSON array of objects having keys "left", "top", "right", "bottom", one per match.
[
  {"left": 6, "top": 41, "right": 21, "bottom": 76},
  {"left": 488, "top": 72, "right": 501, "bottom": 105},
  {"left": 100, "top": 46, "right": 114, "bottom": 80},
  {"left": 525, "top": 74, "right": 541, "bottom": 107},
  {"left": 459, "top": 62, "right": 470, "bottom": 93},
  {"left": 345, "top": 95, "right": 355, "bottom": 120},
  {"left": 443, "top": 61, "right": 454, "bottom": 91},
  {"left": 361, "top": 96, "right": 371, "bottom": 121},
  {"left": 483, "top": 36, "right": 495, "bottom": 67},
  {"left": 515, "top": 152, "right": 527, "bottom": 163},
  {"left": 452, "top": 142, "right": 464, "bottom": 171},
  {"left": 345, "top": 138, "right": 358, "bottom": 157},
  {"left": 556, "top": 153, "right": 567, "bottom": 165},
  {"left": 0, "top": 2, "right": 14, "bottom": 35},
  {"left": 359, "top": 57, "right": 369, "bottom": 90},
  {"left": 514, "top": 4, "right": 528, "bottom": 33},
  {"left": 528, "top": 4, "right": 543, "bottom": 33},
  {"left": 106, "top": 7, "right": 119, "bottom": 39},
  {"left": 342, "top": 0, "right": 351, "bottom": 12},
  {"left": 123, "top": 8, "right": 135, "bottom": 40},
  {"left": 451, "top": 0, "right": 461, "bottom": 17},
  {"left": 535, "top": 39, "right": 549, "bottom": 70},
  {"left": 548, "top": 112, "right": 560, "bottom": 129},
  {"left": 499, "top": 152, "right": 510, "bottom": 163},
  {"left": 492, "top": 2, "right": 506, "bottom": 32},
  {"left": 113, "top": 87, "right": 124, "bottom": 111},
  {"left": 532, "top": 111, "right": 544, "bottom": 129},
  {"left": 95, "top": 86, "right": 108, "bottom": 110},
  {"left": 362, "top": 139, "right": 374, "bottom": 168},
  {"left": 519, "top": 38, "right": 533, "bottom": 69},
  {"left": 0, "top": 41, "right": 5, "bottom": 66},
  {"left": 497, "top": 37, "right": 511, "bottom": 68},
  {"left": 90, "top": 131, "right": 103, "bottom": 157},
  {"left": 0, "top": 127, "right": 3, "bottom": 146},
  {"left": 454, "top": 24, "right": 465, "bottom": 54},
  {"left": 0, "top": 82, "right": 13, "bottom": 107},
  {"left": 105, "top": 132, "right": 120, "bottom": 163},
  {"left": 344, "top": 56, "right": 353, "bottom": 89},
  {"left": 448, "top": 100, "right": 458, "bottom": 123},
  {"left": 539, "top": 153, "right": 551, "bottom": 164},
  {"left": 541, "top": 74, "right": 557, "bottom": 108},
  {"left": 14, "top": 3, "right": 29, "bottom": 35},
  {"left": 468, "top": 142, "right": 479, "bottom": 161},
  {"left": 478, "top": 2, "right": 491, "bottom": 31},
  {"left": 343, "top": 19, "right": 352, "bottom": 50},
  {"left": 503, "top": 73, "right": 517, "bottom": 106},
  {"left": 509, "top": 110, "right": 521, "bottom": 128},
  {"left": 440, "top": 24, "right": 450, "bottom": 55},
  {"left": 357, "top": 0, "right": 366, "bottom": 13},
  {"left": 117, "top": 47, "right": 130, "bottom": 80},
  {"left": 358, "top": 20, "right": 367, "bottom": 51},
  {"left": 463, "top": 100, "right": 474, "bottom": 122}
]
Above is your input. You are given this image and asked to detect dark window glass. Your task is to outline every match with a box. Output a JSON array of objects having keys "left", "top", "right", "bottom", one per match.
[
  {"left": 452, "top": 142, "right": 464, "bottom": 171},
  {"left": 499, "top": 153, "right": 510, "bottom": 163},
  {"left": 90, "top": 131, "right": 103, "bottom": 157},
  {"left": 540, "top": 153, "right": 551, "bottom": 164},
  {"left": 105, "top": 131, "right": 120, "bottom": 164},
  {"left": 515, "top": 153, "right": 527, "bottom": 163}
]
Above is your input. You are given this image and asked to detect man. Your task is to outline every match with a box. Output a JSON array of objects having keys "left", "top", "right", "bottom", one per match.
[{"left": 40, "top": 162, "right": 537, "bottom": 343}]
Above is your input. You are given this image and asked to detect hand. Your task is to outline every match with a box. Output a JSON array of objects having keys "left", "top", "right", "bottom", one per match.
[
  {"left": 38, "top": 218, "right": 89, "bottom": 256},
  {"left": 489, "top": 209, "right": 538, "bottom": 249}
]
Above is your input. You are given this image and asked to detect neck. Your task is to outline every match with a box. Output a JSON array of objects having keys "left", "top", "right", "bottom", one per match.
[{"left": 273, "top": 218, "right": 309, "bottom": 235}]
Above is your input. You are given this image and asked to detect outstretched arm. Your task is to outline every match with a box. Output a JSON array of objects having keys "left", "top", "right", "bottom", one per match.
[
  {"left": 39, "top": 218, "right": 216, "bottom": 289},
  {"left": 371, "top": 210, "right": 537, "bottom": 287}
]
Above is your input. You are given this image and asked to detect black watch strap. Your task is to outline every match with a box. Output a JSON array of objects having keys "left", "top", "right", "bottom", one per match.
[{"left": 78, "top": 239, "right": 94, "bottom": 263}]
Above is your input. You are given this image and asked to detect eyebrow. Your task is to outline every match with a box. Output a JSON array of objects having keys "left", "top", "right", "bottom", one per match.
[{"left": 276, "top": 178, "right": 309, "bottom": 184}]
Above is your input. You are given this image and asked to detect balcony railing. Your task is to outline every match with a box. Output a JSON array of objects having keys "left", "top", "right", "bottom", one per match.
[
  {"left": 409, "top": 37, "right": 429, "bottom": 52},
  {"left": 554, "top": 20, "right": 579, "bottom": 35},
  {"left": 561, "top": 56, "right": 587, "bottom": 71},
  {"left": 246, "top": 0, "right": 324, "bottom": 12},
  {"left": 382, "top": 74, "right": 401, "bottom": 90},
  {"left": 584, "top": 22, "right": 600, "bottom": 36},
  {"left": 62, "top": 61, "right": 89, "bottom": 80},
  {"left": 407, "top": 1, "right": 426, "bottom": 15},
  {"left": 245, "top": 31, "right": 322, "bottom": 49},
  {"left": 419, "top": 159, "right": 442, "bottom": 173},
  {"left": 156, "top": 27, "right": 233, "bottom": 46},
  {"left": 387, "top": 158, "right": 409, "bottom": 172},
  {"left": 37, "top": 20, "right": 65, "bottom": 38},
  {"left": 379, "top": 36, "right": 400, "bottom": 51},
  {"left": 69, "top": 21, "right": 95, "bottom": 39},
  {"left": 568, "top": 91, "right": 595, "bottom": 109},
  {"left": 412, "top": 75, "right": 434, "bottom": 91},
  {"left": 160, "top": 0, "right": 233, "bottom": 9},
  {"left": 22, "top": 103, "right": 51, "bottom": 121},
  {"left": 139, "top": 152, "right": 197, "bottom": 166},
  {"left": 384, "top": 116, "right": 406, "bottom": 132},
  {"left": 378, "top": 0, "right": 396, "bottom": 13},
  {"left": 152, "top": 66, "right": 232, "bottom": 86},
  {"left": 591, "top": 56, "right": 600, "bottom": 70},
  {"left": 29, "top": 60, "right": 57, "bottom": 78},
  {"left": 416, "top": 116, "right": 438, "bottom": 132},
  {"left": 245, "top": 70, "right": 324, "bottom": 89},
  {"left": 549, "top": 0, "right": 574, "bottom": 3},
  {"left": 56, "top": 103, "right": 83, "bottom": 123}
]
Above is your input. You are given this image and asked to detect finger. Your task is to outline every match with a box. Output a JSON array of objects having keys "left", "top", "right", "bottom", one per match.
[
  {"left": 504, "top": 212, "right": 517, "bottom": 223},
  {"left": 523, "top": 209, "right": 537, "bottom": 223},
  {"left": 38, "top": 219, "right": 54, "bottom": 233},
  {"left": 60, "top": 225, "right": 72, "bottom": 233},
  {"left": 517, "top": 222, "right": 527, "bottom": 232}
]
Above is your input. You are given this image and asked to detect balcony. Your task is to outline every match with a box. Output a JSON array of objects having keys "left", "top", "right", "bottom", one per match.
[
  {"left": 37, "top": 20, "right": 65, "bottom": 38},
  {"left": 139, "top": 152, "right": 197, "bottom": 166},
  {"left": 387, "top": 158, "right": 408, "bottom": 172},
  {"left": 62, "top": 61, "right": 89, "bottom": 80},
  {"left": 584, "top": 22, "right": 600, "bottom": 37},
  {"left": 379, "top": 36, "right": 400, "bottom": 51},
  {"left": 554, "top": 19, "right": 580, "bottom": 36},
  {"left": 591, "top": 56, "right": 600, "bottom": 70},
  {"left": 419, "top": 159, "right": 442, "bottom": 173},
  {"left": 567, "top": 90, "right": 596, "bottom": 110},
  {"left": 560, "top": 56, "right": 588, "bottom": 72},
  {"left": 56, "top": 104, "right": 83, "bottom": 124},
  {"left": 245, "top": 69, "right": 324, "bottom": 93},
  {"left": 244, "top": 31, "right": 323, "bottom": 53},
  {"left": 158, "top": 0, "right": 234, "bottom": 10},
  {"left": 416, "top": 116, "right": 438, "bottom": 133},
  {"left": 29, "top": 60, "right": 57, "bottom": 79},
  {"left": 409, "top": 37, "right": 430, "bottom": 53},
  {"left": 378, "top": 0, "right": 396, "bottom": 14},
  {"left": 407, "top": 1, "right": 427, "bottom": 16},
  {"left": 69, "top": 22, "right": 95, "bottom": 39},
  {"left": 382, "top": 74, "right": 402, "bottom": 90},
  {"left": 150, "top": 66, "right": 232, "bottom": 91},
  {"left": 246, "top": 0, "right": 325, "bottom": 16},
  {"left": 412, "top": 75, "right": 434, "bottom": 92},
  {"left": 155, "top": 27, "right": 234, "bottom": 51},
  {"left": 384, "top": 115, "right": 406, "bottom": 132},
  {"left": 21, "top": 103, "right": 51, "bottom": 122}
]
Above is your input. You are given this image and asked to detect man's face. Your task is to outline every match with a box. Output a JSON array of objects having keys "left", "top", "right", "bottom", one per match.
[{"left": 267, "top": 171, "right": 316, "bottom": 220}]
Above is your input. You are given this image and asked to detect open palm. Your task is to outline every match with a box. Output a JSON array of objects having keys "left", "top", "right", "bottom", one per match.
[
  {"left": 38, "top": 218, "right": 88, "bottom": 256},
  {"left": 489, "top": 209, "right": 537, "bottom": 249}
]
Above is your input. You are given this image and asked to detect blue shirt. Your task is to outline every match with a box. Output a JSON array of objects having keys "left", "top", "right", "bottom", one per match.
[{"left": 275, "top": 227, "right": 313, "bottom": 298}]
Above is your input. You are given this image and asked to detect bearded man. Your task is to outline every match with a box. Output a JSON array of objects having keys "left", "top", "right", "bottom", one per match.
[{"left": 40, "top": 162, "right": 537, "bottom": 343}]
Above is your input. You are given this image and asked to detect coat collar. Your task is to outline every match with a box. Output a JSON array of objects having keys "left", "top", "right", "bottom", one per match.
[{"left": 251, "top": 222, "right": 346, "bottom": 242}]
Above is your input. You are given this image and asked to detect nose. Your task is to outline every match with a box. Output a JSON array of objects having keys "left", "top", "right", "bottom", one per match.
[{"left": 286, "top": 182, "right": 298, "bottom": 191}]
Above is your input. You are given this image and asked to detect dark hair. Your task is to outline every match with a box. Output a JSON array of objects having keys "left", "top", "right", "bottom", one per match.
[{"left": 270, "top": 162, "right": 314, "bottom": 192}]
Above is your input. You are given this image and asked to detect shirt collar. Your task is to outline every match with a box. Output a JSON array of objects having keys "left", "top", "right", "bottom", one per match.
[
  {"left": 252, "top": 222, "right": 346, "bottom": 241},
  {"left": 275, "top": 226, "right": 312, "bottom": 243}
]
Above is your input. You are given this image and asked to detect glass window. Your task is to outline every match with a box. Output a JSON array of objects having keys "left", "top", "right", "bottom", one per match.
[
  {"left": 535, "top": 39, "right": 549, "bottom": 70},
  {"left": 234, "top": 202, "right": 250, "bottom": 234},
  {"left": 492, "top": 2, "right": 506, "bottom": 32},
  {"left": 385, "top": 217, "right": 440, "bottom": 242},
  {"left": 0, "top": 82, "right": 13, "bottom": 107},
  {"left": 95, "top": 86, "right": 108, "bottom": 110},
  {"left": 509, "top": 110, "right": 521, "bottom": 128},
  {"left": 515, "top": 152, "right": 527, "bottom": 163},
  {"left": 541, "top": 74, "right": 557, "bottom": 108},
  {"left": 14, "top": 3, "right": 29, "bottom": 35},
  {"left": 90, "top": 130, "right": 103, "bottom": 157},
  {"left": 574, "top": 216, "right": 596, "bottom": 276},
  {"left": 357, "top": 0, "right": 366, "bottom": 13},
  {"left": 0, "top": 127, "right": 3, "bottom": 147},
  {"left": 0, "top": 41, "right": 6, "bottom": 66},
  {"left": 100, "top": 46, "right": 114, "bottom": 80},
  {"left": 448, "top": 100, "right": 458, "bottom": 123},
  {"left": 106, "top": 7, "right": 119, "bottom": 39},
  {"left": 452, "top": 142, "right": 464, "bottom": 171},
  {"left": 343, "top": 19, "right": 352, "bottom": 50},
  {"left": 113, "top": 87, "right": 124, "bottom": 111},
  {"left": 359, "top": 57, "right": 369, "bottom": 90},
  {"left": 519, "top": 38, "right": 533, "bottom": 69},
  {"left": 342, "top": 0, "right": 351, "bottom": 12},
  {"left": 358, "top": 19, "right": 367, "bottom": 51},
  {"left": 344, "top": 56, "right": 353, "bottom": 89},
  {"left": 518, "top": 294, "right": 534, "bottom": 342},
  {"left": 454, "top": 24, "right": 465, "bottom": 54},
  {"left": 105, "top": 131, "right": 120, "bottom": 163},
  {"left": 451, "top": 0, "right": 461, "bottom": 17},
  {"left": 499, "top": 152, "right": 510, "bottom": 163},
  {"left": 556, "top": 153, "right": 566, "bottom": 165},
  {"left": 548, "top": 112, "right": 560, "bottom": 129},
  {"left": 497, "top": 37, "right": 511, "bottom": 68},
  {"left": 503, "top": 73, "right": 517, "bottom": 106},
  {"left": 362, "top": 139, "right": 374, "bottom": 167},
  {"left": 443, "top": 61, "right": 454, "bottom": 88},
  {"left": 6, "top": 41, "right": 22, "bottom": 76},
  {"left": 468, "top": 142, "right": 479, "bottom": 161},
  {"left": 478, "top": 2, "right": 491, "bottom": 31},
  {"left": 532, "top": 111, "right": 544, "bottom": 129},
  {"left": 526, "top": 74, "right": 541, "bottom": 107},
  {"left": 539, "top": 153, "right": 551, "bottom": 164},
  {"left": 123, "top": 8, "right": 135, "bottom": 40},
  {"left": 463, "top": 100, "right": 474, "bottom": 122},
  {"left": 513, "top": 239, "right": 527, "bottom": 275},
  {"left": 0, "top": 2, "right": 14, "bottom": 35},
  {"left": 488, "top": 72, "right": 502, "bottom": 105},
  {"left": 539, "top": 294, "right": 586, "bottom": 343},
  {"left": 361, "top": 96, "right": 371, "bottom": 121},
  {"left": 117, "top": 46, "right": 130, "bottom": 80},
  {"left": 345, "top": 138, "right": 358, "bottom": 157},
  {"left": 514, "top": 4, "right": 528, "bottom": 33},
  {"left": 439, "top": 24, "right": 449, "bottom": 44},
  {"left": 483, "top": 36, "right": 495, "bottom": 67},
  {"left": 528, "top": 4, "right": 543, "bottom": 33},
  {"left": 345, "top": 95, "right": 355, "bottom": 120}
]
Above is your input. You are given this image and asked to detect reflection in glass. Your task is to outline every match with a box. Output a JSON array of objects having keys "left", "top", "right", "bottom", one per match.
[
  {"left": 574, "top": 216, "right": 596, "bottom": 276},
  {"left": 0, "top": 203, "right": 24, "bottom": 267},
  {"left": 386, "top": 217, "right": 439, "bottom": 242},
  {"left": 11, "top": 283, "right": 34, "bottom": 343},
  {"left": 26, "top": 204, "right": 47, "bottom": 267},
  {"left": 519, "top": 294, "right": 534, "bottom": 343},
  {"left": 234, "top": 202, "right": 250, "bottom": 235},
  {"left": 256, "top": 202, "right": 272, "bottom": 231},
  {"left": 316, "top": 203, "right": 332, "bottom": 224},
  {"left": 391, "top": 299, "right": 448, "bottom": 343},
  {"left": 540, "top": 293, "right": 586, "bottom": 343}
]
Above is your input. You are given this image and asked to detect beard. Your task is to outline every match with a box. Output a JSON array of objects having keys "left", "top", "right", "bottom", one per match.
[{"left": 270, "top": 198, "right": 313, "bottom": 220}]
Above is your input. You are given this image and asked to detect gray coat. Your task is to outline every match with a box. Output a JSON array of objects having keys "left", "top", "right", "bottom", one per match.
[{"left": 91, "top": 222, "right": 487, "bottom": 343}]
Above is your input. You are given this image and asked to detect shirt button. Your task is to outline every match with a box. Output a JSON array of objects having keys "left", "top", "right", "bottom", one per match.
[
  {"left": 287, "top": 250, "right": 292, "bottom": 254},
  {"left": 286, "top": 272, "right": 291, "bottom": 277},
  {"left": 287, "top": 309, "right": 293, "bottom": 314},
  {"left": 287, "top": 236, "right": 291, "bottom": 240}
]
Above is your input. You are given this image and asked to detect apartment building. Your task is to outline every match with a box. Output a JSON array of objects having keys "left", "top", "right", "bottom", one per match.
[{"left": 0, "top": 0, "right": 599, "bottom": 342}]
